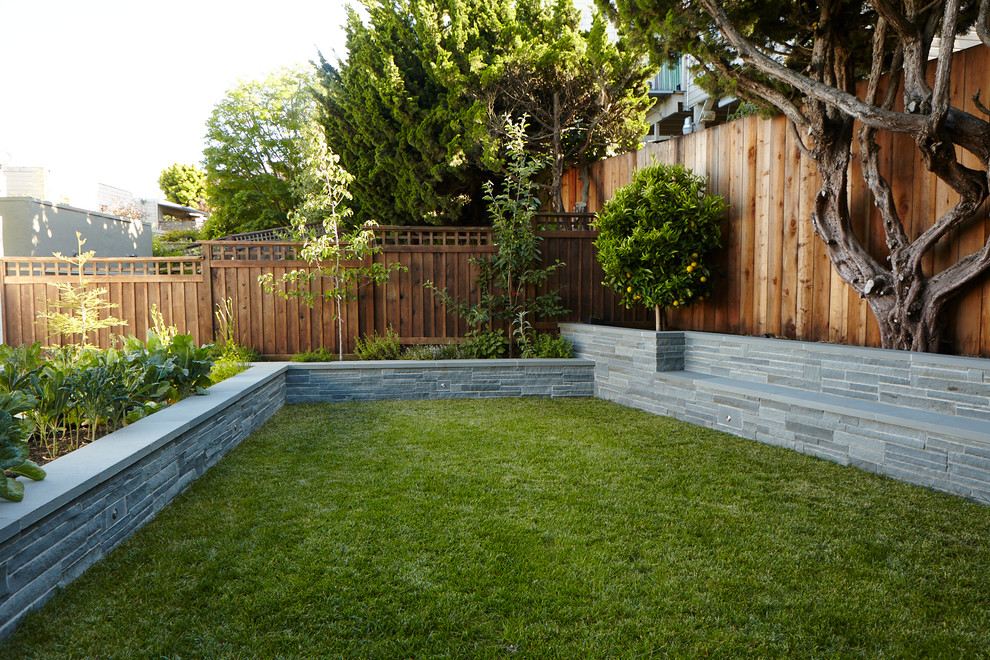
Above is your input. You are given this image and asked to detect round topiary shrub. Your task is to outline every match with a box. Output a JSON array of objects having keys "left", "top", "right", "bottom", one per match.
[{"left": 594, "top": 162, "right": 726, "bottom": 330}]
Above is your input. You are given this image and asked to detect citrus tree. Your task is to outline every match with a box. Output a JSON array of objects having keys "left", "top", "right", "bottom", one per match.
[{"left": 594, "top": 163, "right": 726, "bottom": 331}]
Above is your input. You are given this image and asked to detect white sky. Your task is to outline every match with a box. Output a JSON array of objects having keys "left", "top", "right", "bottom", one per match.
[
  {"left": 1, "top": 0, "right": 598, "bottom": 201},
  {"left": 0, "top": 0, "right": 352, "bottom": 199}
]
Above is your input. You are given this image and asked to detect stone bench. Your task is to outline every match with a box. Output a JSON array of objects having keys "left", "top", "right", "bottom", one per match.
[{"left": 559, "top": 323, "right": 990, "bottom": 504}]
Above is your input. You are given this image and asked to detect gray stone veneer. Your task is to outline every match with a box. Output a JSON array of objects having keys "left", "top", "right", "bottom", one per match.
[
  {"left": 0, "top": 358, "right": 594, "bottom": 640},
  {"left": 560, "top": 323, "right": 990, "bottom": 504},
  {"left": 285, "top": 359, "right": 595, "bottom": 403},
  {"left": 0, "top": 363, "right": 287, "bottom": 640}
]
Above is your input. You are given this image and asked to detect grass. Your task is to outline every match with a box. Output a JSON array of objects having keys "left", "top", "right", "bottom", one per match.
[{"left": 3, "top": 398, "right": 990, "bottom": 658}]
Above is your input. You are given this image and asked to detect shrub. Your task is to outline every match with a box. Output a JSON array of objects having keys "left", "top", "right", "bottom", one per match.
[
  {"left": 161, "top": 228, "right": 201, "bottom": 242},
  {"left": 400, "top": 344, "right": 468, "bottom": 361},
  {"left": 354, "top": 326, "right": 402, "bottom": 360},
  {"left": 594, "top": 162, "right": 726, "bottom": 330},
  {"left": 462, "top": 329, "right": 508, "bottom": 359},
  {"left": 520, "top": 332, "right": 574, "bottom": 359},
  {"left": 290, "top": 347, "right": 337, "bottom": 363},
  {"left": 209, "top": 343, "right": 257, "bottom": 384}
]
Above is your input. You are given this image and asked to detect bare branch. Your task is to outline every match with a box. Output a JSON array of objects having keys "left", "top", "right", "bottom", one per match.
[
  {"left": 871, "top": 0, "right": 916, "bottom": 39},
  {"left": 858, "top": 124, "right": 911, "bottom": 253},
  {"left": 929, "top": 238, "right": 990, "bottom": 300},
  {"left": 907, "top": 161, "right": 987, "bottom": 274},
  {"left": 973, "top": 89, "right": 990, "bottom": 117},
  {"left": 695, "top": 0, "right": 925, "bottom": 133},
  {"left": 702, "top": 54, "right": 811, "bottom": 132},
  {"left": 789, "top": 120, "right": 813, "bottom": 159},
  {"left": 979, "top": 0, "right": 990, "bottom": 47},
  {"left": 930, "top": 0, "right": 960, "bottom": 129}
]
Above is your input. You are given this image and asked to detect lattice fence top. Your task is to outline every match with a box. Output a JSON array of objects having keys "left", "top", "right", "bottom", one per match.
[
  {"left": 3, "top": 257, "right": 203, "bottom": 278},
  {"left": 206, "top": 242, "right": 303, "bottom": 262},
  {"left": 374, "top": 226, "right": 492, "bottom": 246}
]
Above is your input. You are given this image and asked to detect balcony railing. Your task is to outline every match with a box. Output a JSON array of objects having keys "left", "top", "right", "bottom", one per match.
[{"left": 648, "top": 61, "right": 682, "bottom": 93}]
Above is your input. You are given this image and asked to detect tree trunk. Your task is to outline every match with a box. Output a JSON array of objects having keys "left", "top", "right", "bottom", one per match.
[
  {"left": 551, "top": 91, "right": 565, "bottom": 212},
  {"left": 576, "top": 162, "right": 591, "bottom": 212},
  {"left": 655, "top": 304, "right": 666, "bottom": 332}
]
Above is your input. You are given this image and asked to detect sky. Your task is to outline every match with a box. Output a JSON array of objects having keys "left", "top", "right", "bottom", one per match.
[{"left": 0, "top": 0, "right": 353, "bottom": 199}]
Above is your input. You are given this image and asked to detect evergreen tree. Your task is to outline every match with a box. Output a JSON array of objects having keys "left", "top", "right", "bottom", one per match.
[{"left": 314, "top": 0, "right": 650, "bottom": 225}]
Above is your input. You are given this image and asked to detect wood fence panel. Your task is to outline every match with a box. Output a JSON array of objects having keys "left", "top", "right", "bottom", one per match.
[{"left": 555, "top": 45, "right": 990, "bottom": 357}]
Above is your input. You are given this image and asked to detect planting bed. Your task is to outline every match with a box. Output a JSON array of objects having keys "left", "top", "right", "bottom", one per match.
[{"left": 0, "top": 359, "right": 593, "bottom": 639}]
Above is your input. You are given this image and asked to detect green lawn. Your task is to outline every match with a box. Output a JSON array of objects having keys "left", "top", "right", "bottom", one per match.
[{"left": 4, "top": 398, "right": 990, "bottom": 658}]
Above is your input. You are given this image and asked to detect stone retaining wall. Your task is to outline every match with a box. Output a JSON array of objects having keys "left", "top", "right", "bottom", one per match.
[
  {"left": 0, "top": 358, "right": 593, "bottom": 639},
  {"left": 560, "top": 323, "right": 990, "bottom": 504},
  {"left": 286, "top": 359, "right": 595, "bottom": 403},
  {"left": 0, "top": 363, "right": 287, "bottom": 639}
]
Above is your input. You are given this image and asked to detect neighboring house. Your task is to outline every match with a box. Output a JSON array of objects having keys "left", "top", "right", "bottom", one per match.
[
  {"left": 0, "top": 166, "right": 152, "bottom": 257},
  {"left": 138, "top": 198, "right": 208, "bottom": 234},
  {"left": 642, "top": 57, "right": 741, "bottom": 142},
  {"left": 0, "top": 164, "right": 207, "bottom": 257},
  {"left": 0, "top": 197, "right": 152, "bottom": 257}
]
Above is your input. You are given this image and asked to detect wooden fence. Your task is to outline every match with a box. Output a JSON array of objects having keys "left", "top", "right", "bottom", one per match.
[
  {"left": 1, "top": 223, "right": 648, "bottom": 356},
  {"left": 560, "top": 45, "right": 990, "bottom": 359}
]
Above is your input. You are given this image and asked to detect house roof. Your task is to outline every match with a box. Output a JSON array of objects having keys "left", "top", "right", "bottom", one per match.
[{"left": 158, "top": 199, "right": 208, "bottom": 220}]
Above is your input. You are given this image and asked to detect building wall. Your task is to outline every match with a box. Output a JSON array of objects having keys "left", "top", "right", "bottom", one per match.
[
  {"left": 0, "top": 197, "right": 152, "bottom": 257},
  {"left": 2, "top": 167, "right": 47, "bottom": 200}
]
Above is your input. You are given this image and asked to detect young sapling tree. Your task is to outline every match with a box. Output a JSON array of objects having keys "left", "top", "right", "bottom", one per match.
[
  {"left": 259, "top": 123, "right": 405, "bottom": 360},
  {"left": 425, "top": 116, "right": 568, "bottom": 356},
  {"left": 38, "top": 232, "right": 127, "bottom": 347}
]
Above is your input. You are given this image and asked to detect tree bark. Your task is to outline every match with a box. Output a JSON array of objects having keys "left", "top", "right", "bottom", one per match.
[
  {"left": 577, "top": 162, "right": 591, "bottom": 211},
  {"left": 688, "top": 0, "right": 990, "bottom": 354},
  {"left": 551, "top": 90, "right": 565, "bottom": 212}
]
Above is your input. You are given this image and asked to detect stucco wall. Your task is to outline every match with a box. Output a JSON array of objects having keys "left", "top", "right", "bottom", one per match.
[{"left": 0, "top": 197, "right": 152, "bottom": 257}]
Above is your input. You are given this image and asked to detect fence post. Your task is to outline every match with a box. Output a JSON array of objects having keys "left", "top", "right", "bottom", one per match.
[
  {"left": 198, "top": 244, "right": 215, "bottom": 345},
  {"left": 0, "top": 259, "right": 5, "bottom": 346}
]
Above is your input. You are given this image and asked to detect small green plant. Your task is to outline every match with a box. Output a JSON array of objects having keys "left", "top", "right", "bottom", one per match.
[
  {"left": 290, "top": 347, "right": 338, "bottom": 363},
  {"left": 462, "top": 329, "right": 508, "bottom": 359},
  {"left": 400, "top": 344, "right": 467, "bottom": 361},
  {"left": 0, "top": 390, "right": 46, "bottom": 502},
  {"left": 521, "top": 333, "right": 574, "bottom": 359},
  {"left": 208, "top": 298, "right": 253, "bottom": 384},
  {"left": 512, "top": 313, "right": 573, "bottom": 358},
  {"left": 0, "top": 343, "right": 43, "bottom": 393},
  {"left": 26, "top": 362, "right": 74, "bottom": 459},
  {"left": 594, "top": 162, "right": 726, "bottom": 331},
  {"left": 354, "top": 326, "right": 402, "bottom": 361},
  {"left": 149, "top": 304, "right": 178, "bottom": 344},
  {"left": 426, "top": 116, "right": 567, "bottom": 356},
  {"left": 214, "top": 298, "right": 238, "bottom": 349},
  {"left": 38, "top": 233, "right": 127, "bottom": 347}
]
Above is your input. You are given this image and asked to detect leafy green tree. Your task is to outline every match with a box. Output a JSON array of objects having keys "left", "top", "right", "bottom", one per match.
[
  {"left": 158, "top": 163, "right": 209, "bottom": 211},
  {"left": 202, "top": 67, "right": 312, "bottom": 238},
  {"left": 599, "top": 0, "right": 990, "bottom": 353},
  {"left": 595, "top": 163, "right": 726, "bottom": 331},
  {"left": 481, "top": 7, "right": 651, "bottom": 211}
]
